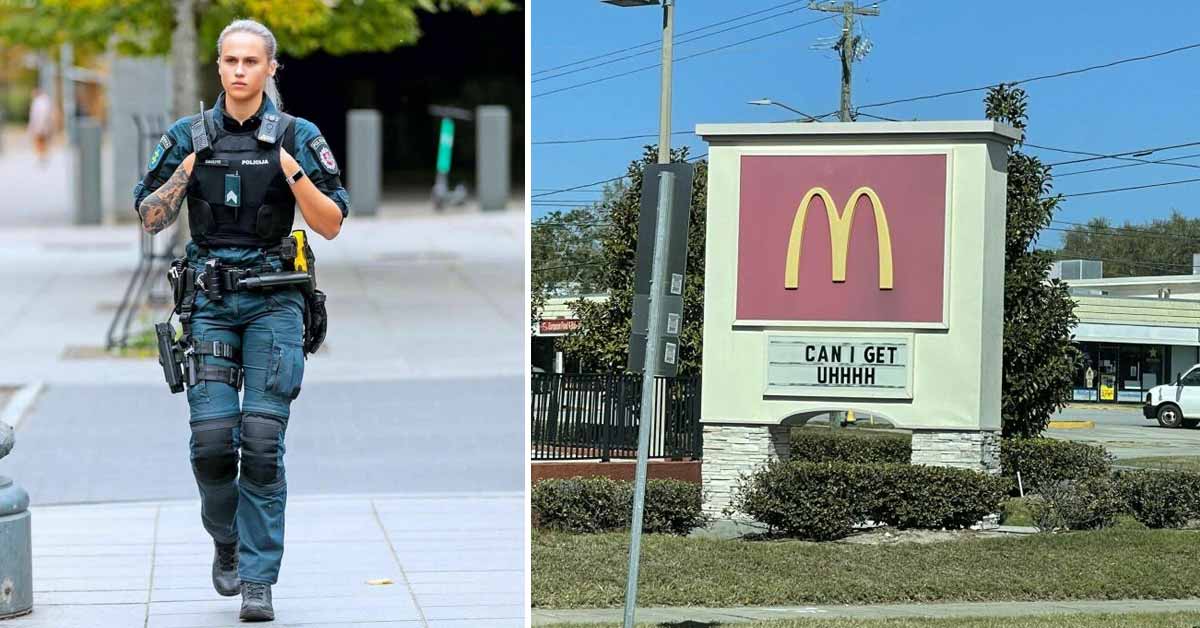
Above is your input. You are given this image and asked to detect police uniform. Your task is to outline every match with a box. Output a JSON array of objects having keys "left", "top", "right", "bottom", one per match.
[{"left": 134, "top": 92, "right": 348, "bottom": 587}]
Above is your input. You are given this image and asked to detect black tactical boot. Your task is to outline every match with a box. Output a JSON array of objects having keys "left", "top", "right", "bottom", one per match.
[
  {"left": 239, "top": 582, "right": 274, "bottom": 622},
  {"left": 212, "top": 540, "right": 239, "bottom": 596}
]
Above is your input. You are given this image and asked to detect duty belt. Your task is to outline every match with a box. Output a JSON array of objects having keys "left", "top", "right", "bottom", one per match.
[{"left": 195, "top": 259, "right": 312, "bottom": 302}]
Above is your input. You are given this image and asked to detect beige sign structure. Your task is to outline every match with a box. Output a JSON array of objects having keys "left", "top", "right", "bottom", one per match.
[{"left": 695, "top": 121, "right": 1020, "bottom": 517}]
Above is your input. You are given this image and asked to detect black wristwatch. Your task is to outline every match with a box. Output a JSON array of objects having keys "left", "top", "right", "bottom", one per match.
[{"left": 286, "top": 169, "right": 305, "bottom": 186}]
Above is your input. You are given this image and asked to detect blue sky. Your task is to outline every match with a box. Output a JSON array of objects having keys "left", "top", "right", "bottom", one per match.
[{"left": 531, "top": 0, "right": 1200, "bottom": 248}]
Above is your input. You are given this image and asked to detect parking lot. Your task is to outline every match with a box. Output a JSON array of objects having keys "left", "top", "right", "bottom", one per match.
[{"left": 1048, "top": 403, "right": 1200, "bottom": 459}]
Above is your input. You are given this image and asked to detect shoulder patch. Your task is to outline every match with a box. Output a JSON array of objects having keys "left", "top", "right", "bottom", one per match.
[
  {"left": 147, "top": 133, "right": 174, "bottom": 172},
  {"left": 308, "top": 136, "right": 339, "bottom": 175}
]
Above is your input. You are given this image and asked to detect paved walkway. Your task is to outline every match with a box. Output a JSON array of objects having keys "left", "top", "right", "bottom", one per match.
[
  {"left": 10, "top": 493, "right": 524, "bottom": 627},
  {"left": 532, "top": 600, "right": 1200, "bottom": 625}
]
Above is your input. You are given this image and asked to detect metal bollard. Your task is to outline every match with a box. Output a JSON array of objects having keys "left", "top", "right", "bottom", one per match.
[
  {"left": 0, "top": 422, "right": 32, "bottom": 620},
  {"left": 74, "top": 117, "right": 102, "bottom": 225},
  {"left": 347, "top": 110, "right": 381, "bottom": 216},
  {"left": 475, "top": 105, "right": 510, "bottom": 212}
]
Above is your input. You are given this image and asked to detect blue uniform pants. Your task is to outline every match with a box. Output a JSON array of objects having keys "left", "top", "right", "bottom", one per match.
[{"left": 184, "top": 243, "right": 306, "bottom": 585}]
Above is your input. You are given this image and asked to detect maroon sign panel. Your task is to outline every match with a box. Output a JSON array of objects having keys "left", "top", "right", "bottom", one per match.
[
  {"left": 736, "top": 154, "right": 948, "bottom": 324},
  {"left": 539, "top": 319, "right": 581, "bottom": 334}
]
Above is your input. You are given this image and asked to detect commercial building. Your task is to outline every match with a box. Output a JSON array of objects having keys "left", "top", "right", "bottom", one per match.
[{"left": 1059, "top": 257, "right": 1200, "bottom": 403}]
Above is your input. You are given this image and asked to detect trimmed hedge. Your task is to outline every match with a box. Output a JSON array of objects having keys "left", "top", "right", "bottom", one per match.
[
  {"left": 790, "top": 429, "right": 911, "bottom": 464},
  {"left": 1113, "top": 469, "right": 1200, "bottom": 529},
  {"left": 1001, "top": 438, "right": 1112, "bottom": 494},
  {"left": 732, "top": 461, "right": 1011, "bottom": 540},
  {"left": 531, "top": 477, "right": 706, "bottom": 535}
]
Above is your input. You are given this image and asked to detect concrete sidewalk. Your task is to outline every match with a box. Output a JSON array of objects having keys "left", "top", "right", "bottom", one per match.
[
  {"left": 532, "top": 600, "right": 1200, "bottom": 625},
  {"left": 10, "top": 493, "right": 524, "bottom": 627}
]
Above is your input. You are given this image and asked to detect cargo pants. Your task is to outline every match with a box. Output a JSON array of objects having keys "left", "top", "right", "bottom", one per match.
[{"left": 184, "top": 242, "right": 306, "bottom": 585}]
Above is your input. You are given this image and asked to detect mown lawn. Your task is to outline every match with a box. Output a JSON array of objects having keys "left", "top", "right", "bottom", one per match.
[
  {"left": 1118, "top": 456, "right": 1200, "bottom": 472},
  {"left": 542, "top": 612, "right": 1200, "bottom": 627},
  {"left": 533, "top": 528, "right": 1200, "bottom": 609}
]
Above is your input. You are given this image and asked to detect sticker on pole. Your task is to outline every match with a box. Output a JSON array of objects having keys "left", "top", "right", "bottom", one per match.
[
  {"left": 664, "top": 342, "right": 677, "bottom": 365},
  {"left": 667, "top": 313, "right": 680, "bottom": 335},
  {"left": 670, "top": 273, "right": 683, "bottom": 295}
]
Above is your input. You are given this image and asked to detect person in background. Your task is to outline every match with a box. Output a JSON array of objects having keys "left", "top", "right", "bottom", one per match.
[{"left": 27, "top": 88, "right": 53, "bottom": 165}]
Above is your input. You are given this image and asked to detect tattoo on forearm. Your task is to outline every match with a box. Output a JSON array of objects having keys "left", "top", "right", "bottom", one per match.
[{"left": 138, "top": 165, "right": 190, "bottom": 234}]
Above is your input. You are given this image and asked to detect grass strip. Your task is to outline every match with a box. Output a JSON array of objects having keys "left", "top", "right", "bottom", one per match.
[
  {"left": 542, "top": 612, "right": 1200, "bottom": 627},
  {"left": 533, "top": 528, "right": 1200, "bottom": 608},
  {"left": 1117, "top": 456, "right": 1200, "bottom": 472}
]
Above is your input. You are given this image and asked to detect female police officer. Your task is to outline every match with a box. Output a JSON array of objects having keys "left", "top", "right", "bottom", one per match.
[{"left": 134, "top": 19, "right": 349, "bottom": 622}]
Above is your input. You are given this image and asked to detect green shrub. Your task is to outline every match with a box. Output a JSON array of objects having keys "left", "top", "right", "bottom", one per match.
[
  {"left": 1001, "top": 438, "right": 1112, "bottom": 494},
  {"left": 1029, "top": 477, "right": 1125, "bottom": 531},
  {"left": 1113, "top": 469, "right": 1200, "bottom": 529},
  {"left": 531, "top": 477, "right": 705, "bottom": 535},
  {"left": 732, "top": 461, "right": 1009, "bottom": 540},
  {"left": 790, "top": 429, "right": 911, "bottom": 464},
  {"left": 868, "top": 465, "right": 1011, "bottom": 529},
  {"left": 732, "top": 461, "right": 865, "bottom": 541}
]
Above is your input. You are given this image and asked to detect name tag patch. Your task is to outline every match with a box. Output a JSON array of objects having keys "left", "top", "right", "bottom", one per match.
[{"left": 308, "top": 136, "right": 339, "bottom": 175}]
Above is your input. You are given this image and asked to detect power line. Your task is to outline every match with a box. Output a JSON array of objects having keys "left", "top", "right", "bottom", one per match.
[
  {"left": 533, "top": 1, "right": 815, "bottom": 84},
  {"left": 1042, "top": 140, "right": 1200, "bottom": 167},
  {"left": 532, "top": 0, "right": 806, "bottom": 77},
  {"left": 1054, "top": 152, "right": 1200, "bottom": 178},
  {"left": 532, "top": 14, "right": 838, "bottom": 99},
  {"left": 532, "top": 261, "right": 609, "bottom": 274},
  {"left": 534, "top": 130, "right": 695, "bottom": 146},
  {"left": 1061, "top": 176, "right": 1200, "bottom": 198},
  {"left": 533, "top": 152, "right": 708, "bottom": 199},
  {"left": 1047, "top": 253, "right": 1194, "bottom": 271},
  {"left": 1051, "top": 220, "right": 1200, "bottom": 244},
  {"left": 839, "top": 41, "right": 1200, "bottom": 116}
]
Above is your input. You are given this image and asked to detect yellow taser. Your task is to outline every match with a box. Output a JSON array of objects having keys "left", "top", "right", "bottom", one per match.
[{"left": 291, "top": 229, "right": 309, "bottom": 273}]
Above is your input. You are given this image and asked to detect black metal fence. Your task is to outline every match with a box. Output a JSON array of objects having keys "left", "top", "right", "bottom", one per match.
[
  {"left": 106, "top": 114, "right": 183, "bottom": 349},
  {"left": 531, "top": 373, "right": 702, "bottom": 461}
]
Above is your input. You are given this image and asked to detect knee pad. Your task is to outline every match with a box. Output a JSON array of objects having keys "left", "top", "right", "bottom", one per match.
[
  {"left": 240, "top": 413, "right": 286, "bottom": 487},
  {"left": 190, "top": 417, "right": 239, "bottom": 484}
]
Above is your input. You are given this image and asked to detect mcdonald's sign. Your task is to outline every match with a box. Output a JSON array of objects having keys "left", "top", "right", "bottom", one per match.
[
  {"left": 784, "top": 186, "right": 893, "bottom": 290},
  {"left": 736, "top": 153, "right": 948, "bottom": 324}
]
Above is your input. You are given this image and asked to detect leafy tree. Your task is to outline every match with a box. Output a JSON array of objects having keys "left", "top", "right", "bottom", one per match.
[
  {"left": 0, "top": 0, "right": 515, "bottom": 117},
  {"left": 531, "top": 205, "right": 609, "bottom": 297},
  {"left": 984, "top": 84, "right": 1082, "bottom": 438},
  {"left": 558, "top": 146, "right": 707, "bottom": 375},
  {"left": 1058, "top": 211, "right": 1200, "bottom": 277}
]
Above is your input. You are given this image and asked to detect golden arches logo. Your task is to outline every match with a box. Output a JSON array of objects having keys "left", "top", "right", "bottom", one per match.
[{"left": 784, "top": 186, "right": 894, "bottom": 290}]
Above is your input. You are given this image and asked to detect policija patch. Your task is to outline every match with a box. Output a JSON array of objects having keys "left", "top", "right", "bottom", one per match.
[
  {"left": 308, "top": 136, "right": 339, "bottom": 175},
  {"left": 147, "top": 133, "right": 174, "bottom": 171}
]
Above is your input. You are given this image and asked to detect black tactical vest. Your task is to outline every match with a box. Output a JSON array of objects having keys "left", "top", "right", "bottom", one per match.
[{"left": 187, "top": 109, "right": 297, "bottom": 249}]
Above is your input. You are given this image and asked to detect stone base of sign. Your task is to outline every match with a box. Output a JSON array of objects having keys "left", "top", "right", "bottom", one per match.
[
  {"left": 910, "top": 429, "right": 1001, "bottom": 474},
  {"left": 701, "top": 423, "right": 792, "bottom": 519}
]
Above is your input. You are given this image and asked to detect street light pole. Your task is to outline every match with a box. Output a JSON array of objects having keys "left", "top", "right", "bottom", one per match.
[
  {"left": 747, "top": 98, "right": 819, "bottom": 122},
  {"left": 658, "top": 0, "right": 674, "bottom": 163}
]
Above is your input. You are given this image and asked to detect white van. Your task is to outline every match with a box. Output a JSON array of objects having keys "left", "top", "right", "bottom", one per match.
[{"left": 1143, "top": 364, "right": 1200, "bottom": 428}]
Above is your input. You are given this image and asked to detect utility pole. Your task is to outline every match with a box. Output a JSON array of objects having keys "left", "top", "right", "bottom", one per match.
[
  {"left": 810, "top": 1, "right": 879, "bottom": 122},
  {"left": 658, "top": 0, "right": 675, "bottom": 163}
]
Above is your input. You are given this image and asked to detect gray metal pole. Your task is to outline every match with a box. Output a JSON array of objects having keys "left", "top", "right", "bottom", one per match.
[
  {"left": 0, "top": 423, "right": 32, "bottom": 620},
  {"left": 347, "top": 109, "right": 382, "bottom": 217},
  {"left": 622, "top": 170, "right": 675, "bottom": 628},
  {"left": 476, "top": 105, "right": 511, "bottom": 211},
  {"left": 657, "top": 0, "right": 674, "bottom": 164},
  {"left": 75, "top": 118, "right": 102, "bottom": 225}
]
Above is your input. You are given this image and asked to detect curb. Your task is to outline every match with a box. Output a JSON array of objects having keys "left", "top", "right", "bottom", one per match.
[
  {"left": 1047, "top": 419, "right": 1094, "bottom": 429},
  {"left": 0, "top": 381, "right": 43, "bottom": 430}
]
